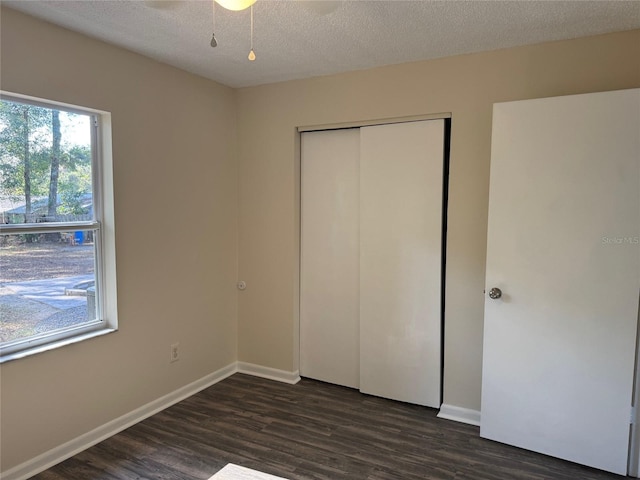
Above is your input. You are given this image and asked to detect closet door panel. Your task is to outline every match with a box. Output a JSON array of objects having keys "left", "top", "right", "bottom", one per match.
[
  {"left": 300, "top": 129, "right": 360, "bottom": 388},
  {"left": 359, "top": 120, "right": 444, "bottom": 407}
]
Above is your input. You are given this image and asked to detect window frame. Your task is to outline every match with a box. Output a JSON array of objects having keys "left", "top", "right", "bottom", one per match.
[{"left": 0, "top": 91, "right": 118, "bottom": 362}]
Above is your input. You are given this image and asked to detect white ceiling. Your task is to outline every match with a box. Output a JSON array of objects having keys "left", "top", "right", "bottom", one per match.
[{"left": 5, "top": 0, "right": 640, "bottom": 88}]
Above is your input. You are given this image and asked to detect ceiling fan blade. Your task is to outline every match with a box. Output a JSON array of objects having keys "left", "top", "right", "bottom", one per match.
[
  {"left": 143, "top": 0, "right": 182, "bottom": 10},
  {"left": 299, "top": 0, "right": 341, "bottom": 16}
]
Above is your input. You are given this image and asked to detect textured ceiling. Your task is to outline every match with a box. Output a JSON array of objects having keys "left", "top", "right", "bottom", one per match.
[{"left": 5, "top": 0, "right": 640, "bottom": 88}]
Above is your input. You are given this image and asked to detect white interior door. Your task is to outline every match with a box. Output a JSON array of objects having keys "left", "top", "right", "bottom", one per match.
[
  {"left": 481, "top": 89, "right": 640, "bottom": 475},
  {"left": 359, "top": 120, "right": 444, "bottom": 408},
  {"left": 300, "top": 128, "right": 360, "bottom": 388}
]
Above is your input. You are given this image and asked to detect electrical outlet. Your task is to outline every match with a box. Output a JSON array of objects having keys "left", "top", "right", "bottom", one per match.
[{"left": 170, "top": 343, "right": 180, "bottom": 363}]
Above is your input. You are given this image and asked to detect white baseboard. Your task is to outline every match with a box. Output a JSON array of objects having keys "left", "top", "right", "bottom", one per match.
[
  {"left": 437, "top": 403, "right": 481, "bottom": 427},
  {"left": 237, "top": 361, "right": 301, "bottom": 385},
  {"left": 2, "top": 361, "right": 302, "bottom": 480},
  {"left": 1, "top": 362, "right": 237, "bottom": 480}
]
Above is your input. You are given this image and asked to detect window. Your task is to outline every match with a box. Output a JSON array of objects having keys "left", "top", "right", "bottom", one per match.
[{"left": 0, "top": 92, "right": 117, "bottom": 361}]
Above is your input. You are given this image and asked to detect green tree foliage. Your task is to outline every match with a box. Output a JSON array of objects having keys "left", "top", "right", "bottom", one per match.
[
  {"left": 57, "top": 145, "right": 92, "bottom": 216},
  {"left": 0, "top": 101, "right": 50, "bottom": 213},
  {"left": 0, "top": 99, "right": 92, "bottom": 224}
]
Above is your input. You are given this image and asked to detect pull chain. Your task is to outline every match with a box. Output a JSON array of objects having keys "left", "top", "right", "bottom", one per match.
[
  {"left": 248, "top": 5, "right": 256, "bottom": 61},
  {"left": 210, "top": 0, "right": 217, "bottom": 47}
]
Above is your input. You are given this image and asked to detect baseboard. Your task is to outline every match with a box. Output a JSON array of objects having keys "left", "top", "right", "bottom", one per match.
[
  {"left": 237, "top": 361, "right": 301, "bottom": 385},
  {"left": 1, "top": 362, "right": 237, "bottom": 480},
  {"left": 437, "top": 403, "right": 481, "bottom": 427},
  {"left": 2, "top": 361, "right": 302, "bottom": 480}
]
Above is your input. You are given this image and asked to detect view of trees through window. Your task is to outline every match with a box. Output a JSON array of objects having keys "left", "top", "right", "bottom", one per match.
[{"left": 0, "top": 97, "right": 99, "bottom": 347}]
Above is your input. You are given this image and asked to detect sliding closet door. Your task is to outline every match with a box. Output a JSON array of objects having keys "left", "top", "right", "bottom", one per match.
[
  {"left": 359, "top": 120, "right": 444, "bottom": 408},
  {"left": 300, "top": 129, "right": 360, "bottom": 389}
]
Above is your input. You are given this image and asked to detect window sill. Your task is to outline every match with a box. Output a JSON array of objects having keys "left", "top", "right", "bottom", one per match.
[{"left": 0, "top": 327, "right": 116, "bottom": 364}]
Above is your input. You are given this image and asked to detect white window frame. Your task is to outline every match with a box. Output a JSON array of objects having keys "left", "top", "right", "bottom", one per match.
[{"left": 0, "top": 91, "right": 118, "bottom": 362}]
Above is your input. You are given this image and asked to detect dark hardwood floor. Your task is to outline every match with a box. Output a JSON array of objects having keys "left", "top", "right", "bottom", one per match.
[{"left": 33, "top": 373, "right": 630, "bottom": 479}]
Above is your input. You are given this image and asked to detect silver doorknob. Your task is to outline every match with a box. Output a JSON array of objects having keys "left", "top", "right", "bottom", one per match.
[{"left": 488, "top": 287, "right": 502, "bottom": 299}]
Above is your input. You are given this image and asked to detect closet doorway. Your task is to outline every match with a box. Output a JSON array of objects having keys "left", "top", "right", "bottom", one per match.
[{"left": 299, "top": 118, "right": 449, "bottom": 408}]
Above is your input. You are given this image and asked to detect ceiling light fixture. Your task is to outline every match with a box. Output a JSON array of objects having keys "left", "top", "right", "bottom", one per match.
[
  {"left": 210, "top": 0, "right": 257, "bottom": 61},
  {"left": 215, "top": 0, "right": 256, "bottom": 11}
]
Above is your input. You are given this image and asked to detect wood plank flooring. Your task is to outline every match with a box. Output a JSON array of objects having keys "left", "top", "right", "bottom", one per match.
[{"left": 33, "top": 373, "right": 630, "bottom": 479}]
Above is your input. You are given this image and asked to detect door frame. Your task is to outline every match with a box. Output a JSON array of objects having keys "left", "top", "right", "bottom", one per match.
[{"left": 629, "top": 303, "right": 640, "bottom": 477}]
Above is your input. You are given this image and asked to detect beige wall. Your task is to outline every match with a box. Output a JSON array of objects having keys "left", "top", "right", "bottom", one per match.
[
  {"left": 0, "top": 8, "right": 238, "bottom": 471},
  {"left": 236, "top": 30, "right": 640, "bottom": 411}
]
